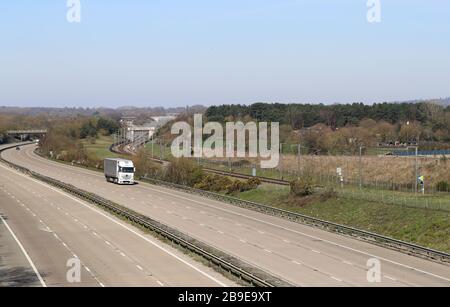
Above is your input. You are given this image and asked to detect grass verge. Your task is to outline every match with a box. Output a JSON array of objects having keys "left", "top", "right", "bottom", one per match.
[
  {"left": 81, "top": 135, "right": 125, "bottom": 160},
  {"left": 237, "top": 184, "right": 450, "bottom": 253}
]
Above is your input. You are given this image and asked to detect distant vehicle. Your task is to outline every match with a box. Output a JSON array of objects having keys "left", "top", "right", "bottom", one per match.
[
  {"left": 15, "top": 146, "right": 20, "bottom": 151},
  {"left": 104, "top": 158, "right": 135, "bottom": 185}
]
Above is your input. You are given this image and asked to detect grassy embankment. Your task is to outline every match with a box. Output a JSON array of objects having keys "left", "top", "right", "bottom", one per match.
[
  {"left": 145, "top": 141, "right": 173, "bottom": 160},
  {"left": 81, "top": 135, "right": 125, "bottom": 160},
  {"left": 237, "top": 184, "right": 450, "bottom": 253},
  {"left": 85, "top": 136, "right": 450, "bottom": 253}
]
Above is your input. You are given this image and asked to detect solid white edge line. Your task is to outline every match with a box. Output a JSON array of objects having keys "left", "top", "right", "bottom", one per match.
[
  {"left": 0, "top": 215, "right": 47, "bottom": 287},
  {"left": 0, "top": 163, "right": 228, "bottom": 287}
]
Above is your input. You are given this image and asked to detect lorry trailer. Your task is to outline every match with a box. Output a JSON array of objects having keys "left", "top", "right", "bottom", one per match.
[{"left": 104, "top": 158, "right": 135, "bottom": 185}]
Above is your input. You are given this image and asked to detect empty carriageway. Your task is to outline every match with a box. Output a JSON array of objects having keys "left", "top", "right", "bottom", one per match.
[
  {"left": 3, "top": 144, "right": 450, "bottom": 286},
  {"left": 0, "top": 144, "right": 233, "bottom": 287}
]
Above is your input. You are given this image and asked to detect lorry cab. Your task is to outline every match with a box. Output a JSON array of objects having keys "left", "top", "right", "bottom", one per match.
[{"left": 104, "top": 158, "right": 135, "bottom": 185}]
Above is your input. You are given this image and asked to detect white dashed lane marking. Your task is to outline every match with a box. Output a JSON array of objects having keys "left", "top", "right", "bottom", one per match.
[{"left": 384, "top": 275, "right": 397, "bottom": 281}]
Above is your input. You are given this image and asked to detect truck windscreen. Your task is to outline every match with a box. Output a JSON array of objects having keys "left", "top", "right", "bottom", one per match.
[{"left": 119, "top": 167, "right": 134, "bottom": 173}]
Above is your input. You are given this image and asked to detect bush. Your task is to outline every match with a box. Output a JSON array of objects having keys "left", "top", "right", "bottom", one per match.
[
  {"left": 226, "top": 178, "right": 262, "bottom": 194},
  {"left": 132, "top": 148, "right": 163, "bottom": 178},
  {"left": 319, "top": 188, "right": 337, "bottom": 201},
  {"left": 97, "top": 117, "right": 119, "bottom": 135},
  {"left": 80, "top": 120, "right": 98, "bottom": 139},
  {"left": 225, "top": 180, "right": 244, "bottom": 194},
  {"left": 164, "top": 158, "right": 204, "bottom": 186},
  {"left": 194, "top": 175, "right": 232, "bottom": 192},
  {"left": 290, "top": 179, "right": 314, "bottom": 197},
  {"left": 246, "top": 178, "right": 262, "bottom": 190},
  {"left": 290, "top": 171, "right": 315, "bottom": 197},
  {"left": 194, "top": 174, "right": 262, "bottom": 194},
  {"left": 436, "top": 181, "right": 450, "bottom": 192}
]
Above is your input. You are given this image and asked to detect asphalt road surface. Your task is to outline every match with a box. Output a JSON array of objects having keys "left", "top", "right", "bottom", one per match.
[
  {"left": 2, "top": 144, "right": 450, "bottom": 286},
  {"left": 0, "top": 145, "right": 234, "bottom": 287}
]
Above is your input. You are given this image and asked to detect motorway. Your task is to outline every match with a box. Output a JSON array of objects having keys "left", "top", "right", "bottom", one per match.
[
  {"left": 2, "top": 144, "right": 450, "bottom": 286},
  {"left": 0, "top": 144, "right": 233, "bottom": 287}
]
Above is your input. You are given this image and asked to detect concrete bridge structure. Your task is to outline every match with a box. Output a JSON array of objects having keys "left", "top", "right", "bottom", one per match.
[{"left": 6, "top": 130, "right": 47, "bottom": 141}]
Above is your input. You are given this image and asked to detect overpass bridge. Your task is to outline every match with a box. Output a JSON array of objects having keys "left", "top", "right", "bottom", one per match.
[{"left": 6, "top": 130, "right": 47, "bottom": 141}]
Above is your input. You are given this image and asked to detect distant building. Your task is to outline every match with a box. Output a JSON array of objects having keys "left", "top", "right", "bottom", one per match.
[
  {"left": 151, "top": 116, "right": 176, "bottom": 126},
  {"left": 119, "top": 115, "right": 175, "bottom": 145},
  {"left": 120, "top": 117, "right": 136, "bottom": 127}
]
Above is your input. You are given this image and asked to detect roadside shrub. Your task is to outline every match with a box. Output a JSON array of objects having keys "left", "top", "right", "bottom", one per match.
[
  {"left": 56, "top": 143, "right": 88, "bottom": 164},
  {"left": 319, "top": 187, "right": 337, "bottom": 201},
  {"left": 226, "top": 180, "right": 245, "bottom": 194},
  {"left": 132, "top": 148, "right": 163, "bottom": 178},
  {"left": 290, "top": 170, "right": 315, "bottom": 197},
  {"left": 194, "top": 175, "right": 262, "bottom": 194},
  {"left": 194, "top": 175, "right": 232, "bottom": 192},
  {"left": 164, "top": 158, "right": 204, "bottom": 187},
  {"left": 246, "top": 178, "right": 262, "bottom": 190},
  {"left": 226, "top": 177, "right": 262, "bottom": 194},
  {"left": 290, "top": 178, "right": 314, "bottom": 197}
]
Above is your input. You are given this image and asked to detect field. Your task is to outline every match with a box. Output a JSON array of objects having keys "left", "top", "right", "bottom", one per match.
[
  {"left": 198, "top": 152, "right": 450, "bottom": 192},
  {"left": 281, "top": 153, "right": 450, "bottom": 187},
  {"left": 81, "top": 135, "right": 125, "bottom": 160},
  {"left": 144, "top": 138, "right": 450, "bottom": 190}
]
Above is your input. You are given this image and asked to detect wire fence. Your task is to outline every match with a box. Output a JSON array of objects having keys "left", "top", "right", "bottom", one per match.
[
  {"left": 394, "top": 149, "right": 450, "bottom": 157},
  {"left": 192, "top": 146, "right": 450, "bottom": 192},
  {"left": 334, "top": 186, "right": 450, "bottom": 212},
  {"left": 199, "top": 154, "right": 450, "bottom": 212},
  {"left": 176, "top": 158, "right": 450, "bottom": 212}
]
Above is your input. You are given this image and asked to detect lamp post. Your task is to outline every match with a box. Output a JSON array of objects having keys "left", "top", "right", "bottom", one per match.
[
  {"left": 279, "top": 143, "right": 284, "bottom": 180},
  {"left": 359, "top": 145, "right": 363, "bottom": 190},
  {"left": 297, "top": 144, "right": 301, "bottom": 178}
]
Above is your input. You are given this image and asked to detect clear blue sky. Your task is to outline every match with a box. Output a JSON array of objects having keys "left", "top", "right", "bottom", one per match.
[{"left": 1, "top": 1, "right": 449, "bottom": 108}]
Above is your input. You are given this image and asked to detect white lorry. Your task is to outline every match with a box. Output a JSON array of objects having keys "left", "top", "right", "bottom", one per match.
[{"left": 104, "top": 158, "right": 135, "bottom": 185}]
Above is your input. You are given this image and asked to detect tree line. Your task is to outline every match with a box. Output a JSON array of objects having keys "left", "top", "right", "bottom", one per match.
[
  {"left": 205, "top": 102, "right": 449, "bottom": 129},
  {"left": 0, "top": 113, "right": 119, "bottom": 166},
  {"left": 204, "top": 102, "right": 450, "bottom": 150}
]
